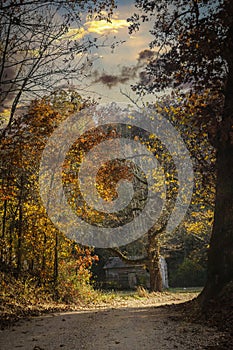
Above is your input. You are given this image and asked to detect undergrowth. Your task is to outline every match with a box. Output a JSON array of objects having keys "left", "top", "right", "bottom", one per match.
[{"left": 0, "top": 271, "right": 101, "bottom": 328}]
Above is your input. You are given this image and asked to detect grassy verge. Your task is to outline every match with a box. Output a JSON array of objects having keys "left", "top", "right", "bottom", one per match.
[
  {"left": 0, "top": 272, "right": 201, "bottom": 329},
  {"left": 167, "top": 287, "right": 203, "bottom": 293}
]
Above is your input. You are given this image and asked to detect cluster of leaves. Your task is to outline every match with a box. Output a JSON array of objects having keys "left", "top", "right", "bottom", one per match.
[
  {"left": 127, "top": 1, "right": 233, "bottom": 312},
  {"left": 107, "top": 96, "right": 216, "bottom": 290},
  {"left": 0, "top": 90, "right": 98, "bottom": 303},
  {"left": 129, "top": 0, "right": 229, "bottom": 93}
]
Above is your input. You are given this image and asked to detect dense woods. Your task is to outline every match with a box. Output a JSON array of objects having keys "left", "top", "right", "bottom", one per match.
[
  {"left": 0, "top": 0, "right": 115, "bottom": 305},
  {"left": 1, "top": 91, "right": 99, "bottom": 302}
]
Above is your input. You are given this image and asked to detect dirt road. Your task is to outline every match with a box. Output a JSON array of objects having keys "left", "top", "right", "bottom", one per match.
[{"left": 0, "top": 293, "right": 226, "bottom": 350}]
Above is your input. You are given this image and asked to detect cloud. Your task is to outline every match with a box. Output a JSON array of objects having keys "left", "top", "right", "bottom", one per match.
[
  {"left": 61, "top": 28, "right": 86, "bottom": 41},
  {"left": 137, "top": 49, "right": 156, "bottom": 62},
  {"left": 92, "top": 63, "right": 141, "bottom": 88},
  {"left": 92, "top": 49, "right": 156, "bottom": 88},
  {"left": 92, "top": 72, "right": 124, "bottom": 87},
  {"left": 62, "top": 18, "right": 128, "bottom": 45},
  {"left": 85, "top": 19, "right": 128, "bottom": 35}
]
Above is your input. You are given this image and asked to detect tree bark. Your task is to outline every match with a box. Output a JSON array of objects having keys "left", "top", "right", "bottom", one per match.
[
  {"left": 54, "top": 232, "right": 58, "bottom": 282},
  {"left": 16, "top": 181, "right": 23, "bottom": 276},
  {"left": 147, "top": 235, "right": 163, "bottom": 292},
  {"left": 202, "top": 145, "right": 233, "bottom": 300},
  {"left": 1, "top": 199, "right": 7, "bottom": 261},
  {"left": 200, "top": 42, "right": 233, "bottom": 303}
]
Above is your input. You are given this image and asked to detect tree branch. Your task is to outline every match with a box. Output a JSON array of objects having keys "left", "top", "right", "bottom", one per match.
[{"left": 108, "top": 248, "right": 148, "bottom": 265}]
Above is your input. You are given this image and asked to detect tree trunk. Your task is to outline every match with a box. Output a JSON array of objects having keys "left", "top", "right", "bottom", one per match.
[
  {"left": 9, "top": 222, "right": 13, "bottom": 266},
  {"left": 200, "top": 44, "right": 233, "bottom": 303},
  {"left": 1, "top": 199, "right": 7, "bottom": 261},
  {"left": 16, "top": 189, "right": 23, "bottom": 276},
  {"left": 148, "top": 258, "right": 163, "bottom": 292},
  {"left": 201, "top": 145, "right": 233, "bottom": 300},
  {"left": 53, "top": 231, "right": 59, "bottom": 300},
  {"left": 147, "top": 236, "right": 163, "bottom": 292}
]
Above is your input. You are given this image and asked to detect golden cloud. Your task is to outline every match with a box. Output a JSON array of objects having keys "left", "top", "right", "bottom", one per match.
[
  {"left": 61, "top": 18, "right": 128, "bottom": 42},
  {"left": 61, "top": 28, "right": 86, "bottom": 41},
  {"left": 85, "top": 19, "right": 128, "bottom": 35}
]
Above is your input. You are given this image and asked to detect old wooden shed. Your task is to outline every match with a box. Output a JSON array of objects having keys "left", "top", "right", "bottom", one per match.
[{"left": 103, "top": 256, "right": 169, "bottom": 290}]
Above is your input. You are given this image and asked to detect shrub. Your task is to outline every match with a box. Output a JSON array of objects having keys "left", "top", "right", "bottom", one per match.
[{"left": 170, "top": 258, "right": 206, "bottom": 287}]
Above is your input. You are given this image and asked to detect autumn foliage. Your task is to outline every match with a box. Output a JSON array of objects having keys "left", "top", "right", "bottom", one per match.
[{"left": 0, "top": 91, "right": 98, "bottom": 302}]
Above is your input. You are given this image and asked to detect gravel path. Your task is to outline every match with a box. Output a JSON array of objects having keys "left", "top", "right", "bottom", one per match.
[{"left": 0, "top": 295, "right": 226, "bottom": 350}]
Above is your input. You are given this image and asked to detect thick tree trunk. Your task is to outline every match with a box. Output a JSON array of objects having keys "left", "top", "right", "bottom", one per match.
[
  {"left": 202, "top": 144, "right": 233, "bottom": 300},
  {"left": 200, "top": 50, "right": 233, "bottom": 303},
  {"left": 147, "top": 236, "right": 163, "bottom": 292},
  {"left": 148, "top": 258, "right": 163, "bottom": 292}
]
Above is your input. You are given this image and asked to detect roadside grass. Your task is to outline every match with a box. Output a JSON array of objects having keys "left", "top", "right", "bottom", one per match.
[
  {"left": 167, "top": 287, "right": 203, "bottom": 293},
  {"left": 0, "top": 271, "right": 201, "bottom": 329},
  {"left": 91, "top": 286, "right": 202, "bottom": 305}
]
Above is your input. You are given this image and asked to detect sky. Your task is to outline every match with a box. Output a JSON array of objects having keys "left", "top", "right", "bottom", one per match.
[
  {"left": 0, "top": 0, "right": 156, "bottom": 125},
  {"left": 74, "top": 0, "right": 156, "bottom": 105}
]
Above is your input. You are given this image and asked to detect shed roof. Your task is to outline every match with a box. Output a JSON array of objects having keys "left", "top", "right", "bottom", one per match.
[{"left": 103, "top": 257, "right": 145, "bottom": 269}]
